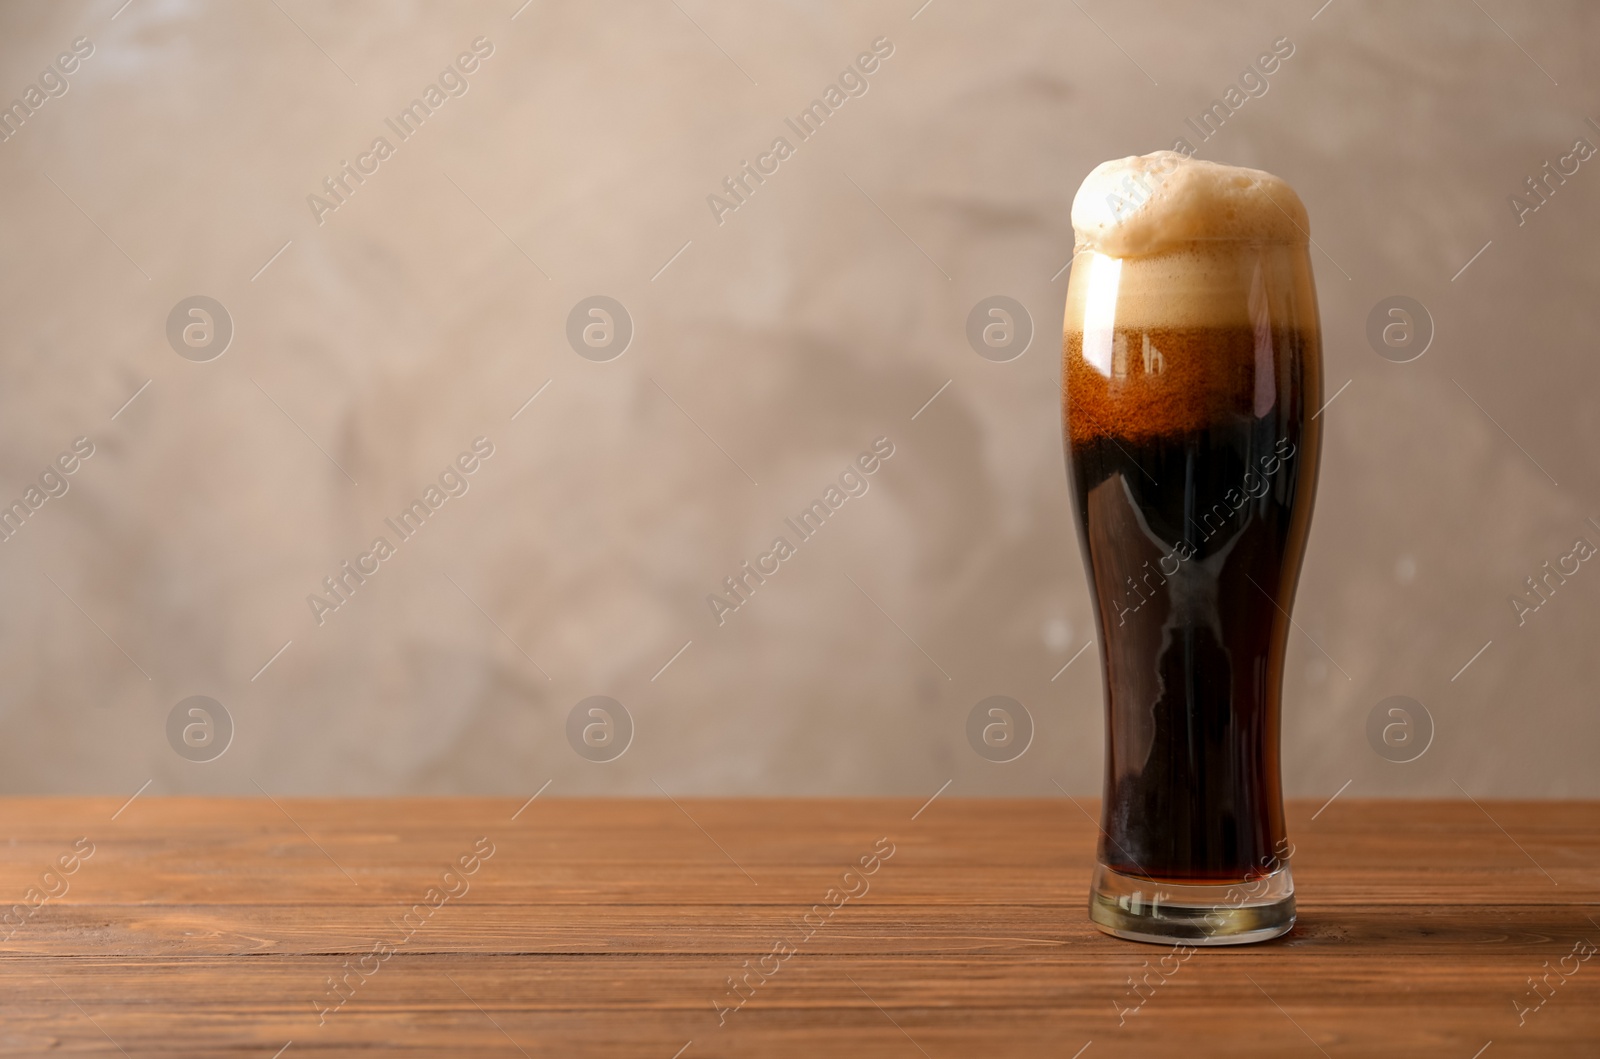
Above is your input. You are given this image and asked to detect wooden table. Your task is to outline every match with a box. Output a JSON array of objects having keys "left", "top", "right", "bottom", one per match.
[{"left": 0, "top": 797, "right": 1595, "bottom": 1056}]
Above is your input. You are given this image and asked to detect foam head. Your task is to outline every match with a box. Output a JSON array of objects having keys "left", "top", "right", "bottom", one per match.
[
  {"left": 1071, "top": 152, "right": 1308, "bottom": 258},
  {"left": 1065, "top": 153, "right": 1315, "bottom": 333}
]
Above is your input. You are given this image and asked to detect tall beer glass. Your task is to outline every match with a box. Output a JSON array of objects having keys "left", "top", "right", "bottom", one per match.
[{"left": 1062, "top": 153, "right": 1322, "bottom": 944}]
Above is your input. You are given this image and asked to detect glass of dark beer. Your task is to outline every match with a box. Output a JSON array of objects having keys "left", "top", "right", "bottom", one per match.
[{"left": 1062, "top": 152, "right": 1322, "bottom": 944}]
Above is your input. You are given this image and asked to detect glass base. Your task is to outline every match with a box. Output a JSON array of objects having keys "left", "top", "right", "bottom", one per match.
[{"left": 1089, "top": 862, "right": 1295, "bottom": 946}]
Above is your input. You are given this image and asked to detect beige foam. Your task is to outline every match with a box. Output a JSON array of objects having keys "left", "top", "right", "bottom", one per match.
[
  {"left": 1063, "top": 242, "right": 1318, "bottom": 331},
  {"left": 1071, "top": 152, "right": 1309, "bottom": 257},
  {"left": 1064, "top": 153, "right": 1317, "bottom": 332}
]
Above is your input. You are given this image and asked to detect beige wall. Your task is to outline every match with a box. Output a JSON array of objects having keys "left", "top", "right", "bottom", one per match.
[{"left": 1, "top": 0, "right": 1596, "bottom": 798}]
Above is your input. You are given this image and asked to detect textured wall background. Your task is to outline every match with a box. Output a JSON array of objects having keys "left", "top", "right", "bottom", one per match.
[{"left": 0, "top": 0, "right": 1596, "bottom": 797}]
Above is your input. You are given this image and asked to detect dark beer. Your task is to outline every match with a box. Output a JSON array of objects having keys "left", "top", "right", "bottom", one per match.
[
  {"left": 1063, "top": 151, "right": 1323, "bottom": 943},
  {"left": 1065, "top": 323, "right": 1320, "bottom": 882}
]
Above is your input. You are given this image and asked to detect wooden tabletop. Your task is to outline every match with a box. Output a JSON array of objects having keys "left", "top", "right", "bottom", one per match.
[{"left": 0, "top": 796, "right": 1595, "bottom": 1057}]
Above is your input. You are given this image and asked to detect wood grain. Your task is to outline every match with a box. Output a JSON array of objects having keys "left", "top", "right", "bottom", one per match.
[{"left": 0, "top": 797, "right": 1595, "bottom": 1057}]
